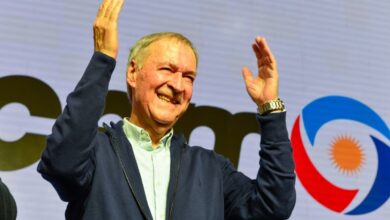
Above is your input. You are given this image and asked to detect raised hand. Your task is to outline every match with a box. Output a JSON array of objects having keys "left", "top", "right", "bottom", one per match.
[
  {"left": 242, "top": 37, "right": 279, "bottom": 107},
  {"left": 93, "top": 0, "right": 124, "bottom": 59}
]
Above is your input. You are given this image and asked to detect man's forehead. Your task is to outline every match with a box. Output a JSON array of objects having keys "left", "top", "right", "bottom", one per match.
[
  {"left": 147, "top": 38, "right": 197, "bottom": 67},
  {"left": 149, "top": 38, "right": 190, "bottom": 52}
]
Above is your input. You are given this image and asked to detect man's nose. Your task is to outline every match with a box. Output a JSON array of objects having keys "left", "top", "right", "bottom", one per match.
[{"left": 168, "top": 72, "right": 184, "bottom": 92}]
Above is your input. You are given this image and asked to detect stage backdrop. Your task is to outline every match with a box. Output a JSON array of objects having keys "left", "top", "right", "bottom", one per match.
[{"left": 1, "top": 0, "right": 389, "bottom": 219}]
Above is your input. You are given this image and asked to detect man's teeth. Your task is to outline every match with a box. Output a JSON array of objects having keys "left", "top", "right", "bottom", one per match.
[{"left": 158, "top": 95, "right": 172, "bottom": 103}]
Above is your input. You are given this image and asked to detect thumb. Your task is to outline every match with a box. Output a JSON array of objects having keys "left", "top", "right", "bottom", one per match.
[{"left": 242, "top": 67, "right": 253, "bottom": 87}]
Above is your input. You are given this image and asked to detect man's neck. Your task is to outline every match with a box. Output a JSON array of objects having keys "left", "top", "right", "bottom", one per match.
[{"left": 128, "top": 116, "right": 171, "bottom": 149}]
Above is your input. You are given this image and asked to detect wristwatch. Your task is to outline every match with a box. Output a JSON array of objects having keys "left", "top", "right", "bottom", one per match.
[{"left": 258, "top": 98, "right": 285, "bottom": 115}]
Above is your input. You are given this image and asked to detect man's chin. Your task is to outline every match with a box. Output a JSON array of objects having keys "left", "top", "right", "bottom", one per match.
[
  {"left": 153, "top": 117, "right": 177, "bottom": 128},
  {"left": 149, "top": 110, "right": 181, "bottom": 129}
]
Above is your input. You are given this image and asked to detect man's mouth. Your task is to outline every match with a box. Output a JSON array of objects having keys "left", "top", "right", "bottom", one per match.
[{"left": 157, "top": 94, "right": 179, "bottom": 104}]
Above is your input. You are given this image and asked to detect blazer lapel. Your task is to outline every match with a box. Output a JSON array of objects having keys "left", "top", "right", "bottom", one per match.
[
  {"left": 166, "top": 134, "right": 186, "bottom": 219},
  {"left": 108, "top": 122, "right": 153, "bottom": 220}
]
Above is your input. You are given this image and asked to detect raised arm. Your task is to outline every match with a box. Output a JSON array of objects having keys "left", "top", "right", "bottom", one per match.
[
  {"left": 37, "top": 0, "right": 124, "bottom": 201},
  {"left": 223, "top": 37, "right": 295, "bottom": 219}
]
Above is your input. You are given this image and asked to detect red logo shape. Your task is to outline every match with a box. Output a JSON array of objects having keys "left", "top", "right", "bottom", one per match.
[{"left": 291, "top": 116, "right": 358, "bottom": 212}]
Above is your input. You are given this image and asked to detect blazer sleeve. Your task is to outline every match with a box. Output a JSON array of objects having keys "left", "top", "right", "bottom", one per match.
[
  {"left": 222, "top": 112, "right": 296, "bottom": 220},
  {"left": 37, "top": 52, "right": 116, "bottom": 201}
]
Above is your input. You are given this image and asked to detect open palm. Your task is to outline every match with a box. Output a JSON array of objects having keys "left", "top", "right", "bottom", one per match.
[{"left": 242, "top": 37, "right": 279, "bottom": 107}]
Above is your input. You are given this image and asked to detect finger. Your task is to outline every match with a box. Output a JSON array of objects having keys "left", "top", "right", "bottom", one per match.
[
  {"left": 252, "top": 43, "right": 263, "bottom": 61},
  {"left": 255, "top": 37, "right": 276, "bottom": 62},
  {"left": 105, "top": 0, "right": 115, "bottom": 18},
  {"left": 241, "top": 67, "right": 254, "bottom": 86},
  {"left": 98, "top": 0, "right": 113, "bottom": 18},
  {"left": 110, "top": 0, "right": 124, "bottom": 21},
  {"left": 255, "top": 37, "right": 269, "bottom": 56},
  {"left": 253, "top": 47, "right": 272, "bottom": 69},
  {"left": 96, "top": 2, "right": 105, "bottom": 18}
]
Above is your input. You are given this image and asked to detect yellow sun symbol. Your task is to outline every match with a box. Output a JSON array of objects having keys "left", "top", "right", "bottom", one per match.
[{"left": 329, "top": 135, "right": 365, "bottom": 175}]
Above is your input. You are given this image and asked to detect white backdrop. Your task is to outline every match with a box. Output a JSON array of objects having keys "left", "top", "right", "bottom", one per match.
[{"left": 0, "top": 0, "right": 389, "bottom": 219}]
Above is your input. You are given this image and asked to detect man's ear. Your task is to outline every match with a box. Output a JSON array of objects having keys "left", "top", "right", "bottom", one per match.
[{"left": 127, "top": 59, "right": 137, "bottom": 88}]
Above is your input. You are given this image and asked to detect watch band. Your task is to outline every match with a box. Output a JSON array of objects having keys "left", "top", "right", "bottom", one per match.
[{"left": 258, "top": 98, "right": 285, "bottom": 115}]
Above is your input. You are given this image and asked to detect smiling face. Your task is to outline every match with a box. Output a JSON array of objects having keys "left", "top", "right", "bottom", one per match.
[{"left": 127, "top": 37, "right": 197, "bottom": 141}]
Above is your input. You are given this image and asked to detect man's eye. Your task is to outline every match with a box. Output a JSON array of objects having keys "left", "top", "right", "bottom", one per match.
[
  {"left": 184, "top": 75, "right": 195, "bottom": 82},
  {"left": 161, "top": 67, "right": 172, "bottom": 71}
]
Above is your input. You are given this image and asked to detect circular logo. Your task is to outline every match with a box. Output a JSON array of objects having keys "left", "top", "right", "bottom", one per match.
[{"left": 291, "top": 96, "right": 390, "bottom": 215}]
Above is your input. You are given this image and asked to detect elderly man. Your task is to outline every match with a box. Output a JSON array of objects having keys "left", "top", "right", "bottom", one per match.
[{"left": 38, "top": 0, "right": 295, "bottom": 219}]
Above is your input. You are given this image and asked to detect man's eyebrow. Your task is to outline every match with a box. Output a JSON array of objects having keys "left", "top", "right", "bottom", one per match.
[
  {"left": 185, "top": 71, "right": 197, "bottom": 76},
  {"left": 159, "top": 62, "right": 197, "bottom": 76},
  {"left": 158, "top": 62, "right": 176, "bottom": 69},
  {"left": 182, "top": 68, "right": 197, "bottom": 77}
]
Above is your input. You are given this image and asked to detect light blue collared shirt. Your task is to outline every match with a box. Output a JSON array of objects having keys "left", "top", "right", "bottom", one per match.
[{"left": 123, "top": 118, "right": 172, "bottom": 220}]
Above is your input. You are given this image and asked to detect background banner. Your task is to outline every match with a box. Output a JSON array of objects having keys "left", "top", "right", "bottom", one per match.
[{"left": 1, "top": 0, "right": 389, "bottom": 219}]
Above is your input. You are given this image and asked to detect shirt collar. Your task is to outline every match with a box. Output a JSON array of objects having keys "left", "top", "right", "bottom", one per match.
[{"left": 122, "top": 118, "right": 173, "bottom": 151}]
